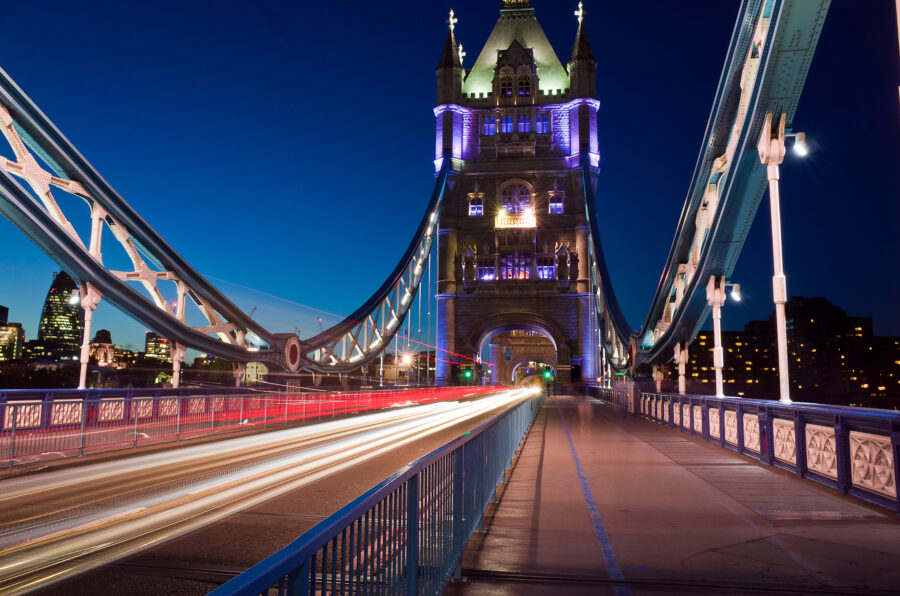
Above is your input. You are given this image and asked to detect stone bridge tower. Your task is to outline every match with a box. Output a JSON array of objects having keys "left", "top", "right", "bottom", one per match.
[{"left": 435, "top": 0, "right": 600, "bottom": 386}]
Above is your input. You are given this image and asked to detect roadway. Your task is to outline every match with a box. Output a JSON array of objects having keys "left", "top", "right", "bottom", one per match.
[{"left": 0, "top": 388, "right": 532, "bottom": 595}]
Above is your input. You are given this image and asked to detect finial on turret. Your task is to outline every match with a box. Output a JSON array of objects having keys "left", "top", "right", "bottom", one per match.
[
  {"left": 457, "top": 43, "right": 466, "bottom": 65},
  {"left": 448, "top": 8, "right": 458, "bottom": 32},
  {"left": 575, "top": 1, "right": 586, "bottom": 24}
]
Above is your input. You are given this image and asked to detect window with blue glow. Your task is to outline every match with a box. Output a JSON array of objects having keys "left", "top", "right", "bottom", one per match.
[
  {"left": 549, "top": 194, "right": 564, "bottom": 215},
  {"left": 536, "top": 114, "right": 549, "bottom": 134},
  {"left": 501, "top": 183, "right": 531, "bottom": 214},
  {"left": 500, "top": 77, "right": 513, "bottom": 98},
  {"left": 517, "top": 76, "right": 531, "bottom": 97},
  {"left": 483, "top": 116, "right": 496, "bottom": 136},
  {"left": 500, "top": 252, "right": 531, "bottom": 280},
  {"left": 536, "top": 257, "right": 555, "bottom": 279},
  {"left": 477, "top": 259, "right": 495, "bottom": 281},
  {"left": 468, "top": 197, "right": 483, "bottom": 216},
  {"left": 518, "top": 115, "right": 531, "bottom": 133},
  {"left": 500, "top": 116, "right": 514, "bottom": 134}
]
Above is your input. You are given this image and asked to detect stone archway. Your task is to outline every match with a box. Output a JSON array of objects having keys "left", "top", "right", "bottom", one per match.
[
  {"left": 509, "top": 355, "right": 554, "bottom": 384},
  {"left": 467, "top": 312, "right": 571, "bottom": 385}
]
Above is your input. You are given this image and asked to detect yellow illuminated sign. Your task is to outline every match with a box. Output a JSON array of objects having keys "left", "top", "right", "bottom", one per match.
[{"left": 495, "top": 208, "right": 536, "bottom": 228}]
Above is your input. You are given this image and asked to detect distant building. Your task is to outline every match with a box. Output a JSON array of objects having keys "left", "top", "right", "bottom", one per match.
[
  {"left": 672, "top": 297, "right": 900, "bottom": 407},
  {"left": 114, "top": 347, "right": 137, "bottom": 367},
  {"left": 0, "top": 305, "right": 8, "bottom": 325},
  {"left": 0, "top": 321, "right": 25, "bottom": 361},
  {"left": 243, "top": 362, "right": 269, "bottom": 385},
  {"left": 90, "top": 329, "right": 116, "bottom": 366},
  {"left": 144, "top": 332, "right": 172, "bottom": 362},
  {"left": 32, "top": 271, "right": 83, "bottom": 361}
]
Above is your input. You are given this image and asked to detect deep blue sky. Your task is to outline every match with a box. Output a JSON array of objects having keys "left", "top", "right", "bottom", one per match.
[{"left": 0, "top": 0, "right": 897, "bottom": 352}]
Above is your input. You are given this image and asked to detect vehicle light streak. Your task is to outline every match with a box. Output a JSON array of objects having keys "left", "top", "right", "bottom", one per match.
[{"left": 0, "top": 389, "right": 533, "bottom": 595}]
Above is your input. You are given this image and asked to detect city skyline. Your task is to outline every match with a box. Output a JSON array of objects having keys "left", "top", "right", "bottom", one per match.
[{"left": 0, "top": 0, "right": 897, "bottom": 352}]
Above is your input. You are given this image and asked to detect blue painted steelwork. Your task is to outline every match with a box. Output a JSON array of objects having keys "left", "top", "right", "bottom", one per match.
[
  {"left": 637, "top": 0, "right": 831, "bottom": 366},
  {"left": 0, "top": 61, "right": 452, "bottom": 373},
  {"left": 209, "top": 394, "right": 542, "bottom": 596},
  {"left": 617, "top": 391, "right": 900, "bottom": 513},
  {"left": 580, "top": 147, "right": 633, "bottom": 372}
]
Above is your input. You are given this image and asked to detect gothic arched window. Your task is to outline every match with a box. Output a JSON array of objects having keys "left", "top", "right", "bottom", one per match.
[
  {"left": 500, "top": 182, "right": 532, "bottom": 215},
  {"left": 517, "top": 76, "right": 531, "bottom": 97},
  {"left": 500, "top": 77, "right": 514, "bottom": 98}
]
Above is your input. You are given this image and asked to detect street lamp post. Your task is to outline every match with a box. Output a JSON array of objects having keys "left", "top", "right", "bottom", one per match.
[
  {"left": 757, "top": 113, "right": 806, "bottom": 404},
  {"left": 706, "top": 276, "right": 741, "bottom": 398}
]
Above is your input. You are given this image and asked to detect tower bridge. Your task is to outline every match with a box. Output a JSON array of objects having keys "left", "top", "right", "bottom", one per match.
[
  {"left": 0, "top": 0, "right": 832, "bottom": 398},
  {"left": 3, "top": 1, "right": 900, "bottom": 594}
]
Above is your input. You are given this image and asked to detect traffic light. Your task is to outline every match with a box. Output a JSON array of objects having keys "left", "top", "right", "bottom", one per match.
[
  {"left": 463, "top": 368, "right": 473, "bottom": 379},
  {"left": 543, "top": 369, "right": 553, "bottom": 380}
]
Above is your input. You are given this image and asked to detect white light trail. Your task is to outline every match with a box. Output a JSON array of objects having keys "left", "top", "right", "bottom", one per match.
[{"left": 0, "top": 389, "right": 533, "bottom": 595}]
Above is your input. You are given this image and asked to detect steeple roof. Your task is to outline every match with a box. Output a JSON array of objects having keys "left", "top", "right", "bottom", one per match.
[
  {"left": 438, "top": 28, "right": 462, "bottom": 69},
  {"left": 570, "top": 21, "right": 595, "bottom": 62},
  {"left": 462, "top": 3, "right": 568, "bottom": 96}
]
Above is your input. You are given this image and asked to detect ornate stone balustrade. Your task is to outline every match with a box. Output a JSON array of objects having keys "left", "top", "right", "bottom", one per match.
[{"left": 628, "top": 391, "right": 900, "bottom": 513}]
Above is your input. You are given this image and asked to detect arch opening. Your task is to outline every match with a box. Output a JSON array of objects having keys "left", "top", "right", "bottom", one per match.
[{"left": 476, "top": 322, "right": 557, "bottom": 387}]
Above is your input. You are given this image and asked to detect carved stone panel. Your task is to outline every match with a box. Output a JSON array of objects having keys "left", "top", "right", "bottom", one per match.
[
  {"left": 709, "top": 407, "right": 721, "bottom": 440},
  {"left": 98, "top": 400, "right": 124, "bottom": 422},
  {"left": 742, "top": 413, "right": 760, "bottom": 453},
  {"left": 51, "top": 401, "right": 82, "bottom": 426},
  {"left": 682, "top": 404, "right": 691, "bottom": 429},
  {"left": 693, "top": 405, "right": 703, "bottom": 433},
  {"left": 724, "top": 410, "right": 738, "bottom": 445},
  {"left": 849, "top": 430, "right": 896, "bottom": 499},
  {"left": 673, "top": 402, "right": 681, "bottom": 426},
  {"left": 772, "top": 418, "right": 796, "bottom": 465},
  {"left": 805, "top": 423, "right": 838, "bottom": 480}
]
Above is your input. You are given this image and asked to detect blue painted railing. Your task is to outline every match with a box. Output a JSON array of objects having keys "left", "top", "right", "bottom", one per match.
[
  {"left": 601, "top": 391, "right": 900, "bottom": 513},
  {"left": 210, "top": 393, "right": 543, "bottom": 596}
]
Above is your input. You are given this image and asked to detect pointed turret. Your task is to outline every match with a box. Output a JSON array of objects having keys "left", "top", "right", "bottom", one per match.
[
  {"left": 436, "top": 9, "right": 464, "bottom": 104},
  {"left": 568, "top": 2, "right": 597, "bottom": 98},
  {"left": 438, "top": 29, "right": 462, "bottom": 69}
]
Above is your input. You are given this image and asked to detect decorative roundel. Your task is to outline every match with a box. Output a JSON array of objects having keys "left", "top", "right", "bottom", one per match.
[{"left": 283, "top": 335, "right": 302, "bottom": 373}]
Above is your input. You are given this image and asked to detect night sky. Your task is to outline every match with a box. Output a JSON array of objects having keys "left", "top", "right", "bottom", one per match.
[{"left": 0, "top": 0, "right": 897, "bottom": 353}]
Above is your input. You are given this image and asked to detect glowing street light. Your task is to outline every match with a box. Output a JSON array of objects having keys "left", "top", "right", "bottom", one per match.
[{"left": 757, "top": 113, "right": 808, "bottom": 404}]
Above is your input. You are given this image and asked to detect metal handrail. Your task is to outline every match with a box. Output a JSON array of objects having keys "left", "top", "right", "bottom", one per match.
[{"left": 211, "top": 392, "right": 543, "bottom": 596}]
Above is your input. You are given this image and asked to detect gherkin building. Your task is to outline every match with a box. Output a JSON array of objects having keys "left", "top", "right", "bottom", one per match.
[{"left": 37, "top": 271, "right": 83, "bottom": 357}]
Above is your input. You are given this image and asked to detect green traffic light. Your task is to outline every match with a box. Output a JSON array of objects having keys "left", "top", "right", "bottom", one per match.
[
  {"left": 464, "top": 369, "right": 473, "bottom": 378},
  {"left": 543, "top": 369, "right": 552, "bottom": 379}
]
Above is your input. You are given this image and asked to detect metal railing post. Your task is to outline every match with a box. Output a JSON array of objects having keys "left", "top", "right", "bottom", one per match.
[
  {"left": 452, "top": 448, "right": 464, "bottom": 574},
  {"left": 78, "top": 400, "right": 88, "bottom": 456},
  {"left": 8, "top": 406, "right": 17, "bottom": 466},
  {"left": 175, "top": 395, "right": 182, "bottom": 441},
  {"left": 406, "top": 474, "right": 419, "bottom": 595},
  {"left": 133, "top": 406, "right": 139, "bottom": 448}
]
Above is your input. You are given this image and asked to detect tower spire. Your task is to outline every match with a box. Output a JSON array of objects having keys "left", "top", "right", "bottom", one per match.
[
  {"left": 438, "top": 9, "right": 462, "bottom": 69},
  {"left": 437, "top": 8, "right": 463, "bottom": 102},
  {"left": 570, "top": 2, "right": 596, "bottom": 62}
]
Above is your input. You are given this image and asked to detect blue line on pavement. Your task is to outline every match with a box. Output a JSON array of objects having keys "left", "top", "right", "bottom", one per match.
[{"left": 557, "top": 403, "right": 630, "bottom": 596}]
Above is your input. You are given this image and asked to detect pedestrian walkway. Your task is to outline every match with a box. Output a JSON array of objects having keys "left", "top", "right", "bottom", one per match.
[{"left": 445, "top": 395, "right": 900, "bottom": 595}]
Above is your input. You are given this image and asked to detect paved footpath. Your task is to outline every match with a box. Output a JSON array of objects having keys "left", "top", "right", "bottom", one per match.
[{"left": 445, "top": 395, "right": 900, "bottom": 595}]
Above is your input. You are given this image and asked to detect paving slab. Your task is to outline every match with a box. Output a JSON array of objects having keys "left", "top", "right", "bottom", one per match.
[{"left": 445, "top": 395, "right": 900, "bottom": 595}]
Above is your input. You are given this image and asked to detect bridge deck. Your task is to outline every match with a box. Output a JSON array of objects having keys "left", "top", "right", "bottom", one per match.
[{"left": 447, "top": 395, "right": 900, "bottom": 595}]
